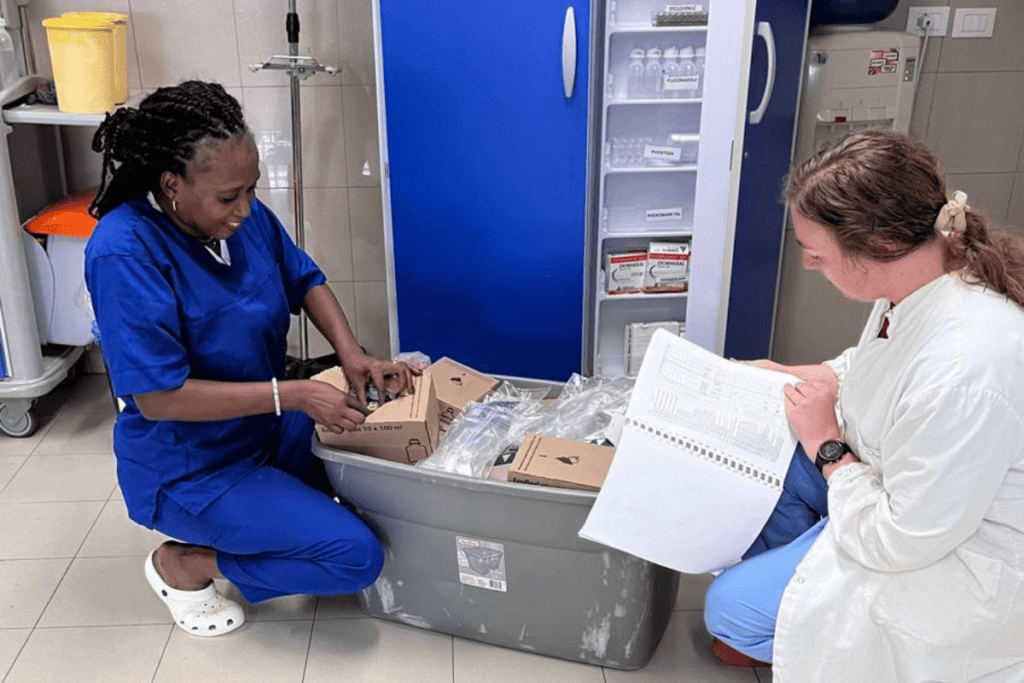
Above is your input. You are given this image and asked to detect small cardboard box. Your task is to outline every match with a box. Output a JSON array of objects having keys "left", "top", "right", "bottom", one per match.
[
  {"left": 604, "top": 251, "right": 647, "bottom": 294},
  {"left": 509, "top": 434, "right": 616, "bottom": 492},
  {"left": 310, "top": 368, "right": 439, "bottom": 464},
  {"left": 422, "top": 357, "right": 501, "bottom": 436},
  {"left": 643, "top": 241, "right": 690, "bottom": 293}
]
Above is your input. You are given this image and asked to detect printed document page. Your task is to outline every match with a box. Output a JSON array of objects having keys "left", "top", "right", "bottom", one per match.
[{"left": 579, "top": 330, "right": 800, "bottom": 574}]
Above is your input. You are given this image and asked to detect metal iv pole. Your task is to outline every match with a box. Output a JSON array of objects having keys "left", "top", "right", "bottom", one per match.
[{"left": 250, "top": 1, "right": 338, "bottom": 377}]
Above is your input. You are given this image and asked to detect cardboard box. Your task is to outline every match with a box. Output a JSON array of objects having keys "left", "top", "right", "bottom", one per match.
[
  {"left": 509, "top": 434, "right": 616, "bottom": 492},
  {"left": 422, "top": 357, "right": 501, "bottom": 436},
  {"left": 310, "top": 368, "right": 439, "bottom": 464},
  {"left": 604, "top": 251, "right": 647, "bottom": 294},
  {"left": 643, "top": 241, "right": 690, "bottom": 293},
  {"left": 625, "top": 320, "right": 686, "bottom": 376}
]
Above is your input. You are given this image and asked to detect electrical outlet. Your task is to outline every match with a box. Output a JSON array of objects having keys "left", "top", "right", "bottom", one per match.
[{"left": 906, "top": 6, "right": 950, "bottom": 37}]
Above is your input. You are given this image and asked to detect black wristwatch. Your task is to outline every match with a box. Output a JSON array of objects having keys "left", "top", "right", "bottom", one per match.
[{"left": 815, "top": 440, "right": 852, "bottom": 474}]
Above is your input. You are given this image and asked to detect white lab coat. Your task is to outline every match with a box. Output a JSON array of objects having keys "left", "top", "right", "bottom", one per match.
[{"left": 773, "top": 274, "right": 1024, "bottom": 683}]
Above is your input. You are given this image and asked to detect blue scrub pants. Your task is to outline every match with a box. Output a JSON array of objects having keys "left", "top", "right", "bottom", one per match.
[
  {"left": 703, "top": 445, "right": 829, "bottom": 663},
  {"left": 151, "top": 413, "right": 385, "bottom": 604}
]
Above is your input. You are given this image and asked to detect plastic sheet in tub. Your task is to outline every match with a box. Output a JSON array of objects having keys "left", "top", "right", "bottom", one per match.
[{"left": 313, "top": 381, "right": 680, "bottom": 670}]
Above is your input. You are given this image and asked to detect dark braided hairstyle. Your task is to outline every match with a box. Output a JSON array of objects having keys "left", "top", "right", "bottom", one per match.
[
  {"left": 88, "top": 81, "right": 250, "bottom": 219},
  {"left": 785, "top": 130, "right": 1024, "bottom": 309}
]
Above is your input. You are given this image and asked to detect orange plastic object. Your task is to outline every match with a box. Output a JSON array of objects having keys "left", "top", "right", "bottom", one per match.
[{"left": 25, "top": 190, "right": 98, "bottom": 238}]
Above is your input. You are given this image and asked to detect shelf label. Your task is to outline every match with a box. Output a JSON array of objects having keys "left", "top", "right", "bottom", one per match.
[
  {"left": 646, "top": 207, "right": 684, "bottom": 222},
  {"left": 644, "top": 144, "right": 683, "bottom": 163},
  {"left": 665, "top": 4, "right": 703, "bottom": 11},
  {"left": 663, "top": 74, "right": 699, "bottom": 91}
]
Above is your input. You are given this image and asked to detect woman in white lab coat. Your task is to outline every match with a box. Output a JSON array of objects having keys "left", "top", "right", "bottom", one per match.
[{"left": 704, "top": 129, "right": 1024, "bottom": 682}]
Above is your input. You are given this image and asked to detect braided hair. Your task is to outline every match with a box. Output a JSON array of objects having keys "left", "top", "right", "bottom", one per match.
[{"left": 88, "top": 81, "right": 250, "bottom": 219}]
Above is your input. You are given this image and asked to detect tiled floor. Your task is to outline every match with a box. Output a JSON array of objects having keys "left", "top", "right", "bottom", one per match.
[{"left": 0, "top": 373, "right": 772, "bottom": 683}]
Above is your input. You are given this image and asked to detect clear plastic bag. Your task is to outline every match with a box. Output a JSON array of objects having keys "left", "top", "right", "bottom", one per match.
[
  {"left": 394, "top": 351, "right": 431, "bottom": 371},
  {"left": 417, "top": 399, "right": 539, "bottom": 478},
  {"left": 509, "top": 374, "right": 635, "bottom": 445}
]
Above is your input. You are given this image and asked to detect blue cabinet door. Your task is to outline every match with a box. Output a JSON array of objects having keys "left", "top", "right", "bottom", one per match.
[
  {"left": 724, "top": 0, "right": 810, "bottom": 360},
  {"left": 379, "top": 1, "right": 591, "bottom": 380}
]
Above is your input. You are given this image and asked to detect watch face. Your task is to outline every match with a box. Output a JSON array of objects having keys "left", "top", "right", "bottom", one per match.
[{"left": 819, "top": 440, "right": 849, "bottom": 462}]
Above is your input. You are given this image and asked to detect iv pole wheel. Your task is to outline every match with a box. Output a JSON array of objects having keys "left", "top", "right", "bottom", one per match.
[{"left": 0, "top": 401, "right": 38, "bottom": 438}]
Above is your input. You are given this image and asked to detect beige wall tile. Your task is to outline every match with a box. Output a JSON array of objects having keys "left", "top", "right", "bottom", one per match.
[
  {"left": 303, "top": 187, "right": 354, "bottom": 282},
  {"left": 349, "top": 186, "right": 386, "bottom": 281},
  {"left": 1007, "top": 172, "right": 1024, "bottom": 236},
  {"left": 924, "top": 71, "right": 1024, "bottom": 174},
  {"left": 301, "top": 85, "right": 349, "bottom": 187},
  {"left": 288, "top": 281, "right": 356, "bottom": 359},
  {"left": 257, "top": 187, "right": 353, "bottom": 282},
  {"left": 244, "top": 85, "right": 348, "bottom": 189},
  {"left": 342, "top": 84, "right": 381, "bottom": 187},
  {"left": 245, "top": 86, "right": 295, "bottom": 189},
  {"left": 945, "top": 172, "right": 1014, "bottom": 224},
  {"left": 128, "top": 0, "right": 241, "bottom": 88},
  {"left": 236, "top": 0, "right": 342, "bottom": 88},
  {"left": 337, "top": 0, "right": 377, "bottom": 86},
  {"left": 909, "top": 71, "right": 936, "bottom": 140},
  {"left": 937, "top": 0, "right": 1024, "bottom": 73},
  {"left": 354, "top": 280, "right": 390, "bottom": 359}
]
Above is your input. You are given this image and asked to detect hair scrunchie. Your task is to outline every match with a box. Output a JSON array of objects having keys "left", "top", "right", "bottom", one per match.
[{"left": 935, "top": 190, "right": 969, "bottom": 238}]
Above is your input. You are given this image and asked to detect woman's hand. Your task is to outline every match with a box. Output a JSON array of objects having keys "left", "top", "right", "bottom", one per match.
[
  {"left": 783, "top": 378, "right": 842, "bottom": 460},
  {"left": 294, "top": 379, "right": 372, "bottom": 433},
  {"left": 340, "top": 352, "right": 420, "bottom": 407}
]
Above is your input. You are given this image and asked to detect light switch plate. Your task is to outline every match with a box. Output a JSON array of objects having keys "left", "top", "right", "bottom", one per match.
[
  {"left": 951, "top": 7, "right": 996, "bottom": 38},
  {"left": 906, "top": 6, "right": 950, "bottom": 37}
]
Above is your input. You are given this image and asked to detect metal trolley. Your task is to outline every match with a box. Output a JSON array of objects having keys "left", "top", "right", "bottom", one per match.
[{"left": 0, "top": 76, "right": 109, "bottom": 436}]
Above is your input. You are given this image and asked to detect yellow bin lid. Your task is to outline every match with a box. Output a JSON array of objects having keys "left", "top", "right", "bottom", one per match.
[
  {"left": 61, "top": 11, "right": 127, "bottom": 25},
  {"left": 42, "top": 16, "right": 115, "bottom": 31}
]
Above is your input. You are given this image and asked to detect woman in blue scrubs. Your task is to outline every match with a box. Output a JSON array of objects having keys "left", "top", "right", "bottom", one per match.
[{"left": 84, "top": 81, "right": 415, "bottom": 637}]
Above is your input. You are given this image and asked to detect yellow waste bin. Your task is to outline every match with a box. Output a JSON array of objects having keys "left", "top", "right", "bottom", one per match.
[
  {"left": 41, "top": 15, "right": 118, "bottom": 114},
  {"left": 60, "top": 12, "right": 128, "bottom": 104}
]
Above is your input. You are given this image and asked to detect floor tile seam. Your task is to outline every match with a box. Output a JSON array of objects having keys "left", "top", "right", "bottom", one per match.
[
  {"left": 0, "top": 627, "right": 31, "bottom": 683},
  {"left": 0, "top": 456, "right": 30, "bottom": 498},
  {"left": 299, "top": 613, "right": 316, "bottom": 683},
  {"left": 69, "top": 498, "right": 108, "bottom": 561},
  {"left": 148, "top": 625, "right": 175, "bottom": 683},
  {"left": 20, "top": 450, "right": 116, "bottom": 457},
  {"left": 26, "top": 556, "right": 76, "bottom": 632}
]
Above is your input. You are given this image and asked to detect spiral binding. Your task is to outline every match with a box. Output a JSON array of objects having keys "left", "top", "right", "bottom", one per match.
[{"left": 626, "top": 416, "right": 784, "bottom": 491}]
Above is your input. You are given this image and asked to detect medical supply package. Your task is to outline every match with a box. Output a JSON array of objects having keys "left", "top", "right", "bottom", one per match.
[
  {"left": 310, "top": 367, "right": 439, "bottom": 464},
  {"left": 643, "top": 241, "right": 690, "bottom": 293},
  {"left": 422, "top": 357, "right": 501, "bottom": 438},
  {"left": 604, "top": 251, "right": 647, "bottom": 294},
  {"left": 508, "top": 434, "right": 616, "bottom": 492}
]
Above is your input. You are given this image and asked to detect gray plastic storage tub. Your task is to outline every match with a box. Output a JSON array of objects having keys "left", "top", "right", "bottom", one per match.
[{"left": 313, "top": 405, "right": 680, "bottom": 670}]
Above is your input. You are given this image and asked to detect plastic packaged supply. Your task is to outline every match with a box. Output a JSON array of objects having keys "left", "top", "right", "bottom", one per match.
[
  {"left": 694, "top": 46, "right": 707, "bottom": 97},
  {"left": 643, "top": 241, "right": 690, "bottom": 293},
  {"left": 604, "top": 251, "right": 647, "bottom": 294},
  {"left": 0, "top": 17, "right": 19, "bottom": 91},
  {"left": 660, "top": 47, "right": 681, "bottom": 99},
  {"left": 643, "top": 47, "right": 663, "bottom": 99},
  {"left": 677, "top": 46, "right": 700, "bottom": 97},
  {"left": 625, "top": 321, "right": 686, "bottom": 376},
  {"left": 626, "top": 47, "right": 646, "bottom": 100}
]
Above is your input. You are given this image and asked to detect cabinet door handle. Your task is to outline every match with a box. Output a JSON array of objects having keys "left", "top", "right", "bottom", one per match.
[
  {"left": 562, "top": 6, "right": 577, "bottom": 99},
  {"left": 748, "top": 21, "right": 776, "bottom": 125}
]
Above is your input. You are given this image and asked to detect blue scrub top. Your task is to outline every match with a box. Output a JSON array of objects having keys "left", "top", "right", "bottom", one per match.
[{"left": 84, "top": 195, "right": 326, "bottom": 527}]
